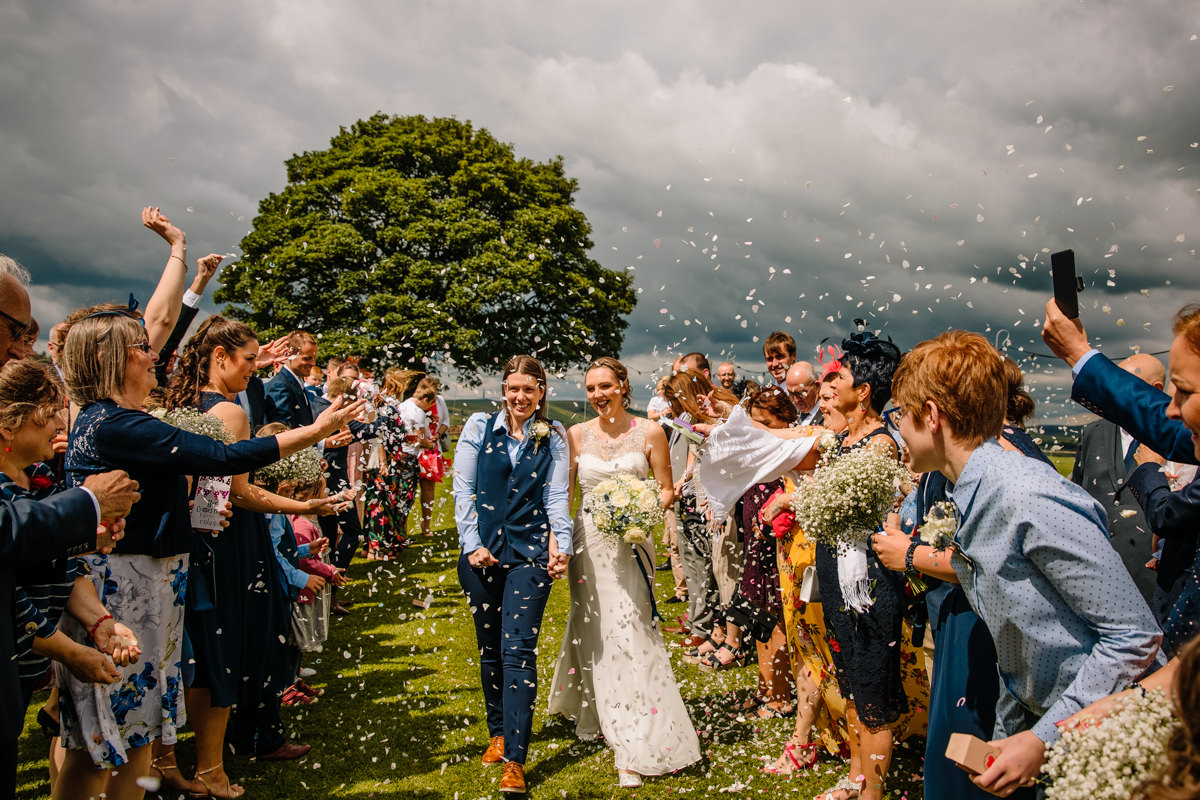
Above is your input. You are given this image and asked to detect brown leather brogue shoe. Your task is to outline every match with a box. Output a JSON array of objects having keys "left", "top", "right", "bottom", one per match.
[
  {"left": 499, "top": 761, "right": 526, "bottom": 794},
  {"left": 482, "top": 735, "right": 505, "bottom": 765}
]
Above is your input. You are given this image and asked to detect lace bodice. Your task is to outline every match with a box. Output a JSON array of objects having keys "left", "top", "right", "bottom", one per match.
[{"left": 576, "top": 420, "right": 650, "bottom": 490}]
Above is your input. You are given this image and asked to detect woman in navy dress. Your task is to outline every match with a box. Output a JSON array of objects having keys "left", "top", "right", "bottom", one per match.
[
  {"left": 53, "top": 305, "right": 363, "bottom": 800},
  {"left": 152, "top": 316, "right": 353, "bottom": 796}
]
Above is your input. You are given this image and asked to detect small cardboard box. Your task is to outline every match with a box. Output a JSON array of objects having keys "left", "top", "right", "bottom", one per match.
[{"left": 945, "top": 733, "right": 999, "bottom": 776}]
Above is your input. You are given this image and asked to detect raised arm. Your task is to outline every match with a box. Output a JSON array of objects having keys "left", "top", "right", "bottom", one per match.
[{"left": 140, "top": 206, "right": 189, "bottom": 353}]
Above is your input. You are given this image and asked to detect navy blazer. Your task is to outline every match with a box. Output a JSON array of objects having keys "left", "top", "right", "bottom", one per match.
[
  {"left": 66, "top": 400, "right": 281, "bottom": 557},
  {"left": 265, "top": 368, "right": 314, "bottom": 428},
  {"left": 0, "top": 489, "right": 98, "bottom": 741},
  {"left": 1073, "top": 353, "right": 1196, "bottom": 464},
  {"left": 1126, "top": 466, "right": 1200, "bottom": 597}
]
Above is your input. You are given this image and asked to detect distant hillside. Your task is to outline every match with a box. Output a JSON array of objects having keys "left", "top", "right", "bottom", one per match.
[{"left": 443, "top": 398, "right": 645, "bottom": 427}]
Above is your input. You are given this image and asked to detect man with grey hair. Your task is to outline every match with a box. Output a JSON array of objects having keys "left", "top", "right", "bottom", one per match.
[
  {"left": 785, "top": 360, "right": 822, "bottom": 426},
  {"left": 0, "top": 254, "right": 140, "bottom": 796}
]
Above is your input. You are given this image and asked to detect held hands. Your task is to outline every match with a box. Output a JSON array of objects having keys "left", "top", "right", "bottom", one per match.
[
  {"left": 467, "top": 546, "right": 498, "bottom": 568},
  {"left": 63, "top": 643, "right": 121, "bottom": 685},
  {"left": 1041, "top": 298, "right": 1092, "bottom": 367},
  {"left": 92, "top": 619, "right": 142, "bottom": 667},
  {"left": 94, "top": 518, "right": 126, "bottom": 554},
  {"left": 547, "top": 538, "right": 570, "bottom": 580},
  {"left": 971, "top": 729, "right": 1045, "bottom": 797},
  {"left": 141, "top": 206, "right": 186, "bottom": 248}
]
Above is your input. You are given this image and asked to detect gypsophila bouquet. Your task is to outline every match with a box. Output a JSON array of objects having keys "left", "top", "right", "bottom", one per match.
[
  {"left": 153, "top": 406, "right": 235, "bottom": 444},
  {"left": 792, "top": 443, "right": 908, "bottom": 551},
  {"left": 1042, "top": 688, "right": 1177, "bottom": 800},
  {"left": 255, "top": 447, "right": 324, "bottom": 488},
  {"left": 584, "top": 473, "right": 664, "bottom": 545}
]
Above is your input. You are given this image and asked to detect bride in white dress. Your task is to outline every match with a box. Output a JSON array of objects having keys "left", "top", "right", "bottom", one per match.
[{"left": 548, "top": 357, "right": 702, "bottom": 788}]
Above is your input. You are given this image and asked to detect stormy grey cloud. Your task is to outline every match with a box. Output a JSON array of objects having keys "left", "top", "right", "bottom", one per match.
[{"left": 1, "top": 0, "right": 1197, "bottom": 422}]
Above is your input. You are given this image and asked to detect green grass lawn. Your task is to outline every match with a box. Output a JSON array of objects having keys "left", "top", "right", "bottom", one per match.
[{"left": 17, "top": 483, "right": 927, "bottom": 799}]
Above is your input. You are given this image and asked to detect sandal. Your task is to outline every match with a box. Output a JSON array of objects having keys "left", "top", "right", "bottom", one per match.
[
  {"left": 191, "top": 762, "right": 245, "bottom": 799},
  {"left": 150, "top": 753, "right": 198, "bottom": 795},
  {"left": 681, "top": 635, "right": 721, "bottom": 664},
  {"left": 813, "top": 774, "right": 862, "bottom": 800},
  {"left": 754, "top": 703, "right": 794, "bottom": 720},
  {"left": 764, "top": 739, "right": 820, "bottom": 774},
  {"left": 736, "top": 694, "right": 766, "bottom": 712},
  {"left": 699, "top": 643, "right": 748, "bottom": 671}
]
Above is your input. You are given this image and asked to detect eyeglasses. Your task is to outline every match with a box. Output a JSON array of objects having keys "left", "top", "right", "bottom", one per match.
[
  {"left": 882, "top": 406, "right": 906, "bottom": 427},
  {"left": 789, "top": 382, "right": 816, "bottom": 398},
  {"left": 129, "top": 341, "right": 154, "bottom": 354},
  {"left": 0, "top": 308, "right": 31, "bottom": 340}
]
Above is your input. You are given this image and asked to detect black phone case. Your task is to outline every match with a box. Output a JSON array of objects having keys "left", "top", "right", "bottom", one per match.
[{"left": 1051, "top": 249, "right": 1079, "bottom": 319}]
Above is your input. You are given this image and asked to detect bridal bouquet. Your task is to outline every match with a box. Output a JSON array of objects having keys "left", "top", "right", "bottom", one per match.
[
  {"left": 1042, "top": 688, "right": 1176, "bottom": 800},
  {"left": 791, "top": 443, "right": 908, "bottom": 551},
  {"left": 584, "top": 473, "right": 664, "bottom": 545}
]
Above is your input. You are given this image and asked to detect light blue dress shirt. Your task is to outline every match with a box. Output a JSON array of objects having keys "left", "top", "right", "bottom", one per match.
[
  {"left": 950, "top": 441, "right": 1163, "bottom": 744},
  {"left": 452, "top": 412, "right": 572, "bottom": 557}
]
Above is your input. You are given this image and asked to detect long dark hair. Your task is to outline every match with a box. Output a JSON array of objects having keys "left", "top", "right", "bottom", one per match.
[
  {"left": 840, "top": 331, "right": 902, "bottom": 414},
  {"left": 164, "top": 315, "right": 259, "bottom": 410}
]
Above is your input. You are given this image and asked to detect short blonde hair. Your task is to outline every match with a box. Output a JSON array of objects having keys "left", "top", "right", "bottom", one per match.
[
  {"left": 891, "top": 330, "right": 1006, "bottom": 446},
  {"left": 60, "top": 309, "right": 147, "bottom": 406}
]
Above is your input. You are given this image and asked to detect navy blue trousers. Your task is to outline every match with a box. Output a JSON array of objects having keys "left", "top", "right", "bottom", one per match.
[{"left": 457, "top": 554, "right": 552, "bottom": 764}]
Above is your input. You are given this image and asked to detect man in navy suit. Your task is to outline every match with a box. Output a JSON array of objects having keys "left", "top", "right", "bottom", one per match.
[
  {"left": 265, "top": 331, "right": 319, "bottom": 428},
  {"left": 1043, "top": 297, "right": 1199, "bottom": 654}
]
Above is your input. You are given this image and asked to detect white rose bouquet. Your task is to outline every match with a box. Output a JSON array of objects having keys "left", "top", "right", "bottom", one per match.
[
  {"left": 583, "top": 472, "right": 665, "bottom": 545},
  {"left": 1042, "top": 688, "right": 1177, "bottom": 800},
  {"left": 791, "top": 444, "right": 908, "bottom": 551}
]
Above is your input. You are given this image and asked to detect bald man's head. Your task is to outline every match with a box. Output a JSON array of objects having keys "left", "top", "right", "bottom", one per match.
[
  {"left": 785, "top": 361, "right": 819, "bottom": 412},
  {"left": 1118, "top": 353, "right": 1166, "bottom": 390}
]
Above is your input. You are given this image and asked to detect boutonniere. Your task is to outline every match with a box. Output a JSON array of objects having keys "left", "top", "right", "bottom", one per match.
[
  {"left": 530, "top": 419, "right": 552, "bottom": 453},
  {"left": 918, "top": 500, "right": 973, "bottom": 571}
]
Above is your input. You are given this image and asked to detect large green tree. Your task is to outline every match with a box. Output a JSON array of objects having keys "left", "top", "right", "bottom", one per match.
[{"left": 216, "top": 114, "right": 634, "bottom": 380}]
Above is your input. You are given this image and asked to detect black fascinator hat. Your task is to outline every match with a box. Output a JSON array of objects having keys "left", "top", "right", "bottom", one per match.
[{"left": 838, "top": 330, "right": 902, "bottom": 414}]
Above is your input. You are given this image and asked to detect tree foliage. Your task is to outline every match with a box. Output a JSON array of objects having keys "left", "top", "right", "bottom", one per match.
[{"left": 215, "top": 114, "right": 635, "bottom": 381}]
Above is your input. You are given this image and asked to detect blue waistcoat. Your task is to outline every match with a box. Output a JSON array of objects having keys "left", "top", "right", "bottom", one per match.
[{"left": 476, "top": 413, "right": 554, "bottom": 566}]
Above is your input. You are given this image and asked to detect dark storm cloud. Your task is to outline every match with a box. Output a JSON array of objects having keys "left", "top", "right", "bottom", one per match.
[{"left": 1, "top": 0, "right": 1196, "bottom": 421}]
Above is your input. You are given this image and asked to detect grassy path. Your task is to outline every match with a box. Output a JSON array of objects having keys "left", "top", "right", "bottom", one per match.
[{"left": 18, "top": 490, "right": 926, "bottom": 799}]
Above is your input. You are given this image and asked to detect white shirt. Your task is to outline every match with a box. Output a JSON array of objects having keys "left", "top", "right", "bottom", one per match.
[{"left": 398, "top": 398, "right": 430, "bottom": 456}]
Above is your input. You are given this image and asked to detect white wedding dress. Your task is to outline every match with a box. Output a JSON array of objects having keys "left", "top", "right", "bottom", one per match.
[{"left": 548, "top": 420, "right": 701, "bottom": 775}]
